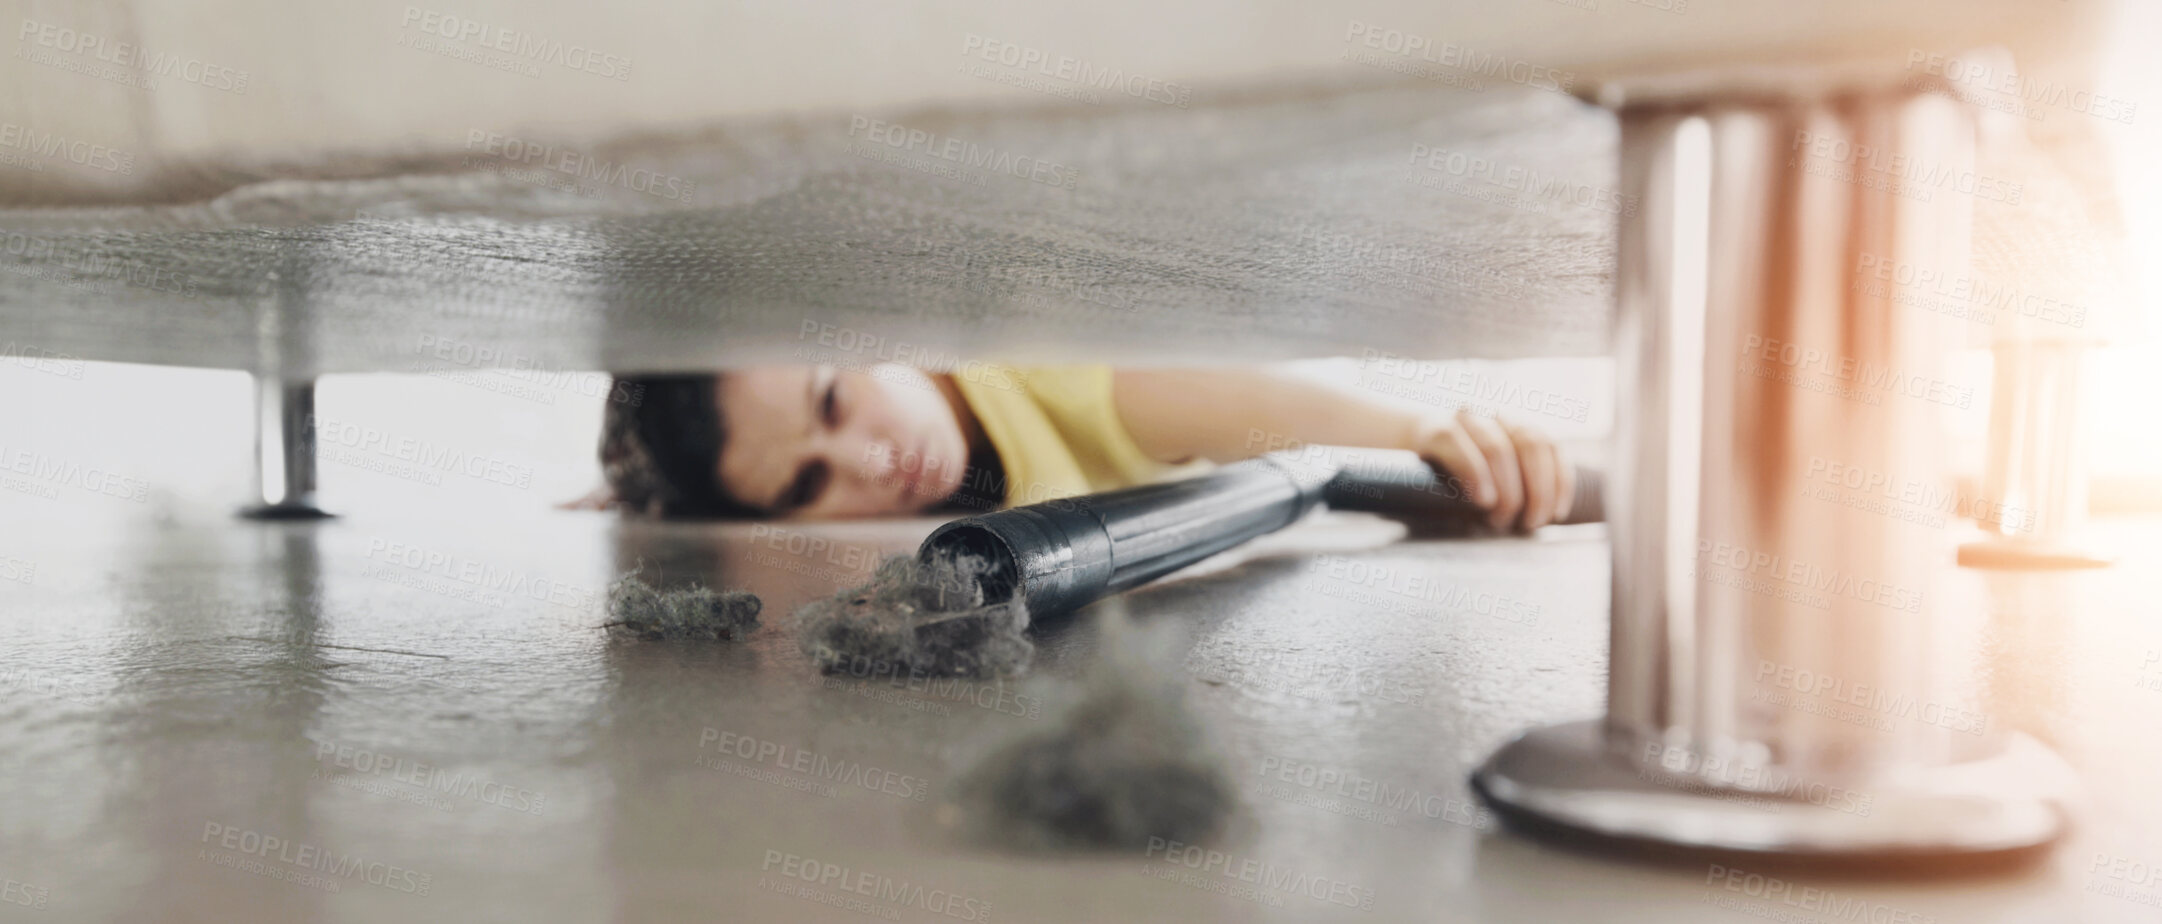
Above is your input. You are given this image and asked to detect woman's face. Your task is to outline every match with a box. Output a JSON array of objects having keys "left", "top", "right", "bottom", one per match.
[{"left": 714, "top": 364, "right": 972, "bottom": 519}]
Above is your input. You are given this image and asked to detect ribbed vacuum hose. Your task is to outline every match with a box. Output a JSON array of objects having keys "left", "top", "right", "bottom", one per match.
[{"left": 919, "top": 449, "right": 1603, "bottom": 618}]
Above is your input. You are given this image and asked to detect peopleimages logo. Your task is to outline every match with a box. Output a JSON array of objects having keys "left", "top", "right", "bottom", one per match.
[
  {"left": 1906, "top": 48, "right": 2136, "bottom": 125},
  {"left": 1804, "top": 455, "right": 2035, "bottom": 534},
  {"left": 1753, "top": 660, "right": 1989, "bottom": 736},
  {"left": 1144, "top": 838, "right": 1376, "bottom": 910},
  {"left": 845, "top": 116, "right": 1080, "bottom": 190},
  {"left": 1854, "top": 253, "right": 2086, "bottom": 329},
  {"left": 1695, "top": 537, "right": 1924, "bottom": 614},
  {"left": 1343, "top": 21, "right": 1576, "bottom": 94},
  {"left": 199, "top": 823, "right": 432, "bottom": 895},
  {"left": 958, "top": 34, "right": 1192, "bottom": 108},
  {"left": 398, "top": 8, "right": 631, "bottom": 80},
  {"left": 1405, "top": 143, "right": 1637, "bottom": 217},
  {"left": 1306, "top": 555, "right": 1542, "bottom": 626},
  {"left": 1257, "top": 756, "right": 1488, "bottom": 825},
  {"left": 17, "top": 19, "right": 252, "bottom": 92},
  {"left": 0, "top": 443, "right": 148, "bottom": 502},
  {"left": 1703, "top": 863, "right": 1935, "bottom": 922},
  {"left": 0, "top": 877, "right": 47, "bottom": 909},
  {"left": 313, "top": 416, "right": 536, "bottom": 489},
  {"left": 362, "top": 538, "right": 597, "bottom": 611},
  {"left": 1790, "top": 130, "right": 2024, "bottom": 204},
  {"left": 0, "top": 121, "right": 133, "bottom": 174},
  {"left": 1358, "top": 348, "right": 1594, "bottom": 423},
  {"left": 1645, "top": 744, "right": 1875, "bottom": 817},
  {"left": 1739, "top": 334, "right": 1974, "bottom": 410},
  {"left": 463, "top": 131, "right": 694, "bottom": 202},
  {"left": 700, "top": 729, "right": 931, "bottom": 800},
  {"left": 312, "top": 740, "right": 547, "bottom": 814},
  {"left": 758, "top": 850, "right": 991, "bottom": 921}
]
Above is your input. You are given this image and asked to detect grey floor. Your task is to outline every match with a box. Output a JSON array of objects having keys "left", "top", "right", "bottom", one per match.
[{"left": 3, "top": 493, "right": 2160, "bottom": 922}]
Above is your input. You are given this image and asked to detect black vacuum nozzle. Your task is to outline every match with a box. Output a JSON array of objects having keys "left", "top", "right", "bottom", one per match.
[{"left": 919, "top": 450, "right": 1604, "bottom": 621}]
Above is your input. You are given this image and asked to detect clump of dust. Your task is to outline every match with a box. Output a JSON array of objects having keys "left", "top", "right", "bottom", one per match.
[
  {"left": 603, "top": 567, "right": 762, "bottom": 640},
  {"left": 947, "top": 612, "right": 1233, "bottom": 851},
  {"left": 795, "top": 554, "right": 1031, "bottom": 678}
]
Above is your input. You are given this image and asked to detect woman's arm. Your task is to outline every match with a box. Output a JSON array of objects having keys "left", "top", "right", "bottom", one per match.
[{"left": 1111, "top": 367, "right": 1572, "bottom": 531}]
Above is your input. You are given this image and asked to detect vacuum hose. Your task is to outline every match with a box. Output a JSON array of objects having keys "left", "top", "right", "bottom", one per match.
[{"left": 920, "top": 449, "right": 1603, "bottom": 618}]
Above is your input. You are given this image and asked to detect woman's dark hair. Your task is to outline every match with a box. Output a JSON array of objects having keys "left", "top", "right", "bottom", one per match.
[
  {"left": 598, "top": 374, "right": 763, "bottom": 518},
  {"left": 599, "top": 370, "right": 1009, "bottom": 518}
]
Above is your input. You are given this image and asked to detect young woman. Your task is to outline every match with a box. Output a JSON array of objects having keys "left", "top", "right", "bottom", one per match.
[{"left": 593, "top": 362, "right": 1572, "bottom": 532}]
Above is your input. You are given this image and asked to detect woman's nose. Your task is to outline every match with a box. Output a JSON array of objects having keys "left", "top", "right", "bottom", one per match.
[{"left": 843, "top": 433, "right": 899, "bottom": 483}]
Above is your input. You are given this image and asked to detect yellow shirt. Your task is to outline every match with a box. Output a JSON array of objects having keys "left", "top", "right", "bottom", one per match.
[{"left": 950, "top": 364, "right": 1187, "bottom": 507}]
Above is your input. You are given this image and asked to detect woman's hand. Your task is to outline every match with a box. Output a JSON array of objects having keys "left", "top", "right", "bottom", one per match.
[{"left": 1411, "top": 408, "right": 1573, "bottom": 533}]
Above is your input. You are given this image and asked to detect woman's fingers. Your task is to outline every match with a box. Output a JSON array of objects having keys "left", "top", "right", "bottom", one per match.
[
  {"left": 1552, "top": 445, "right": 1577, "bottom": 524},
  {"left": 558, "top": 486, "right": 618, "bottom": 511},
  {"left": 1509, "top": 422, "right": 1560, "bottom": 530},
  {"left": 1419, "top": 421, "right": 1497, "bottom": 509},
  {"left": 1456, "top": 409, "right": 1523, "bottom": 531},
  {"left": 1418, "top": 414, "right": 1572, "bottom": 532}
]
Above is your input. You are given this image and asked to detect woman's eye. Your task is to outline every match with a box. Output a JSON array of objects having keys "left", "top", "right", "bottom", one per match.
[{"left": 820, "top": 382, "right": 840, "bottom": 426}]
